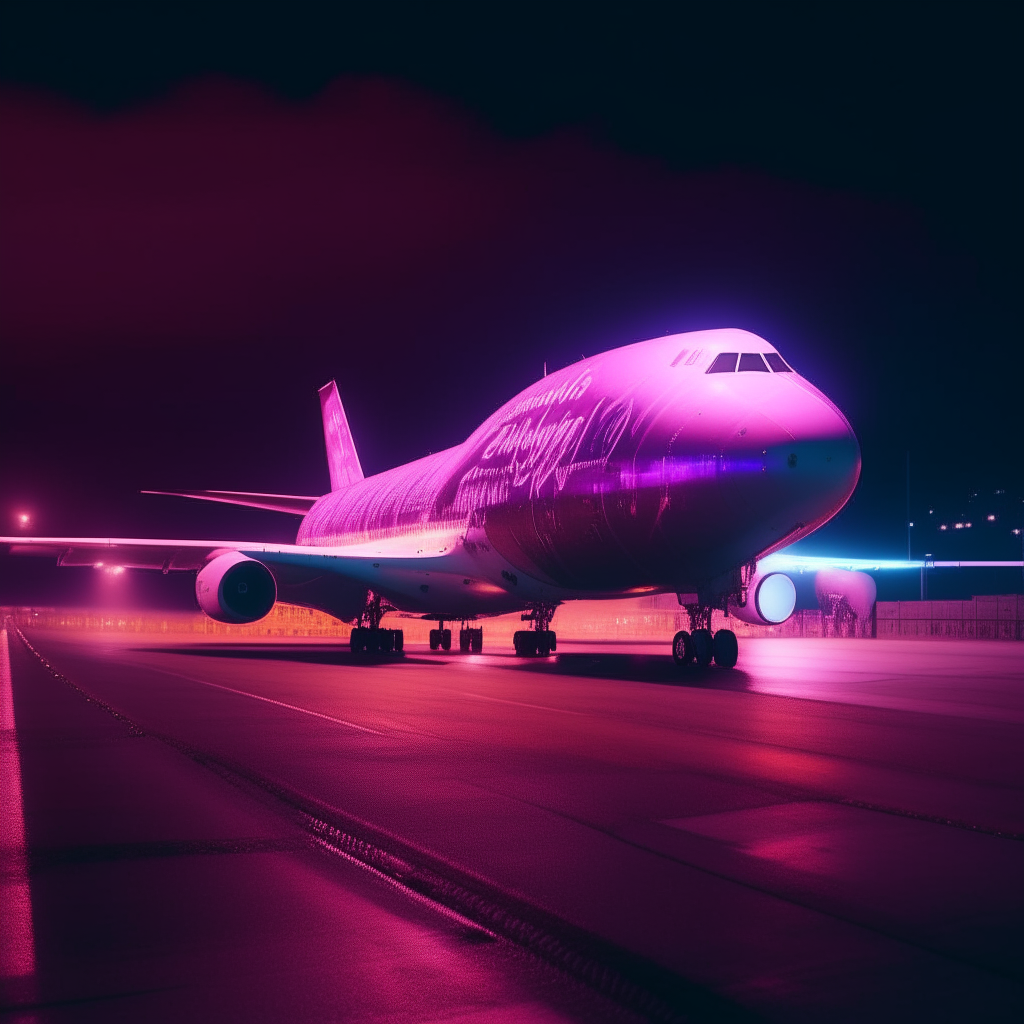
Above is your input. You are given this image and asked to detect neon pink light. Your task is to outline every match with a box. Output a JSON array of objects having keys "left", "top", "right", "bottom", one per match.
[{"left": 0, "top": 630, "right": 36, "bottom": 979}]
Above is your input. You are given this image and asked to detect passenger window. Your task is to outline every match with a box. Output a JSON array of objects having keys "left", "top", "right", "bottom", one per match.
[
  {"left": 706, "top": 352, "right": 738, "bottom": 373},
  {"left": 738, "top": 353, "right": 770, "bottom": 372},
  {"left": 764, "top": 353, "right": 793, "bottom": 372}
]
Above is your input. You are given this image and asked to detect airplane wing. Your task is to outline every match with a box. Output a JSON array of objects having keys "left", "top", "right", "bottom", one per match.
[
  {"left": 0, "top": 530, "right": 514, "bottom": 618},
  {"left": 141, "top": 490, "right": 320, "bottom": 515},
  {"left": 1, "top": 532, "right": 458, "bottom": 571}
]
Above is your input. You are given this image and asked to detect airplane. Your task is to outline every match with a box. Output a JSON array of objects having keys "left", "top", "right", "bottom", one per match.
[{"left": 2, "top": 328, "right": 861, "bottom": 667}]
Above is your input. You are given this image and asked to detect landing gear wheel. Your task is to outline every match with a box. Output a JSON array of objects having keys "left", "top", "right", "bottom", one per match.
[
  {"left": 429, "top": 629, "right": 440, "bottom": 651},
  {"left": 513, "top": 631, "right": 537, "bottom": 656},
  {"left": 514, "top": 630, "right": 555, "bottom": 656},
  {"left": 691, "top": 628, "right": 714, "bottom": 667},
  {"left": 672, "top": 630, "right": 694, "bottom": 666},
  {"left": 351, "top": 627, "right": 403, "bottom": 654},
  {"left": 712, "top": 629, "right": 738, "bottom": 668},
  {"left": 440, "top": 628, "right": 451, "bottom": 651},
  {"left": 460, "top": 628, "right": 483, "bottom": 653}
]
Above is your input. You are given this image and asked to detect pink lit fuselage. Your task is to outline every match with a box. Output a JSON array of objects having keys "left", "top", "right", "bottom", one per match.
[{"left": 295, "top": 329, "right": 861, "bottom": 617}]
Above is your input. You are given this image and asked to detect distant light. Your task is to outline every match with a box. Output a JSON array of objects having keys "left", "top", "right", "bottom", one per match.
[
  {"left": 939, "top": 524, "right": 948, "bottom": 531},
  {"left": 107, "top": 566, "right": 125, "bottom": 576},
  {"left": 1015, "top": 529, "right": 1022, "bottom": 536},
  {"left": 954, "top": 522, "right": 964, "bottom": 529},
  {"left": 17, "top": 513, "right": 30, "bottom": 528},
  {"left": 909, "top": 521, "right": 914, "bottom": 527},
  {"left": 987, "top": 514, "right": 997, "bottom": 521},
  {"left": 928, "top": 508, "right": 934, "bottom": 514},
  {"left": 94, "top": 562, "right": 104, "bottom": 568}
]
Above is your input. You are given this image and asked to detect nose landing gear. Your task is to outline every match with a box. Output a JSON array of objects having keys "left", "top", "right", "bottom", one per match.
[{"left": 672, "top": 600, "right": 738, "bottom": 668}]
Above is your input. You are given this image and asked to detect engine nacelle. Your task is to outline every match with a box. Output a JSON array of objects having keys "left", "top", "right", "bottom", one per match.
[
  {"left": 814, "top": 568, "right": 876, "bottom": 620},
  {"left": 731, "top": 571, "right": 797, "bottom": 625},
  {"left": 196, "top": 551, "right": 277, "bottom": 624}
]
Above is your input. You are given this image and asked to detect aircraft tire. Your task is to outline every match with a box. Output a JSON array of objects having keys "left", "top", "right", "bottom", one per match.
[
  {"left": 691, "top": 628, "right": 714, "bottom": 667},
  {"left": 393, "top": 629, "right": 404, "bottom": 653},
  {"left": 440, "top": 628, "right": 452, "bottom": 651},
  {"left": 513, "top": 630, "right": 537, "bottom": 656},
  {"left": 429, "top": 629, "right": 440, "bottom": 651},
  {"left": 672, "top": 630, "right": 694, "bottom": 666},
  {"left": 712, "top": 629, "right": 738, "bottom": 668},
  {"left": 470, "top": 629, "right": 483, "bottom": 653},
  {"left": 460, "top": 629, "right": 471, "bottom": 653}
]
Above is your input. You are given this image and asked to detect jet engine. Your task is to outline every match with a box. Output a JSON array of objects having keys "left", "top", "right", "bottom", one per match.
[
  {"left": 731, "top": 571, "right": 797, "bottom": 625},
  {"left": 196, "top": 551, "right": 277, "bottom": 624},
  {"left": 814, "top": 568, "right": 876, "bottom": 636}
]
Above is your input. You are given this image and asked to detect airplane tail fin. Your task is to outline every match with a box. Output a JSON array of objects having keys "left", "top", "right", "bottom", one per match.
[{"left": 318, "top": 381, "right": 364, "bottom": 490}]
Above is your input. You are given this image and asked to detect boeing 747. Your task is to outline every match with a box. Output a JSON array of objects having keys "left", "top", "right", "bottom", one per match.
[{"left": 3, "top": 329, "right": 861, "bottom": 666}]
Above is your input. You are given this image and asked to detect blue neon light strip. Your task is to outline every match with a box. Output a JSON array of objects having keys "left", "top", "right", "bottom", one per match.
[{"left": 762, "top": 553, "right": 1024, "bottom": 572}]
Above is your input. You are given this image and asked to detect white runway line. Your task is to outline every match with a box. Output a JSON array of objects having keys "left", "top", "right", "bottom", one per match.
[
  {"left": 0, "top": 628, "right": 36, "bottom": 979},
  {"left": 146, "top": 665, "right": 385, "bottom": 735}
]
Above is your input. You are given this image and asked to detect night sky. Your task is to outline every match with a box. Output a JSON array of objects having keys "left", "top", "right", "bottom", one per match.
[{"left": 1, "top": 2, "right": 1021, "bottom": 607}]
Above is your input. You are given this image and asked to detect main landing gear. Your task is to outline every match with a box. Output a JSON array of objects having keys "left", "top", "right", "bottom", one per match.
[
  {"left": 514, "top": 603, "right": 557, "bottom": 657},
  {"left": 429, "top": 620, "right": 484, "bottom": 653},
  {"left": 672, "top": 602, "right": 738, "bottom": 668},
  {"left": 350, "top": 592, "right": 404, "bottom": 655}
]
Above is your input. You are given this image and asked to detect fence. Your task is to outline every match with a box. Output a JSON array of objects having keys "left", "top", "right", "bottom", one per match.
[{"left": 875, "top": 595, "right": 1023, "bottom": 640}]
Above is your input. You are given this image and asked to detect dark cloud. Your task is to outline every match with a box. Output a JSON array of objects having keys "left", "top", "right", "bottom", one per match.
[{"left": 0, "top": 73, "right": 1020, "bottom": 603}]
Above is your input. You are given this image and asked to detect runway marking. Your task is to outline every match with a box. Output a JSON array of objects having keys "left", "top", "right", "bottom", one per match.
[
  {"left": 460, "top": 692, "right": 584, "bottom": 715},
  {"left": 146, "top": 666, "right": 384, "bottom": 735},
  {"left": 0, "top": 628, "right": 37, "bottom": 980}
]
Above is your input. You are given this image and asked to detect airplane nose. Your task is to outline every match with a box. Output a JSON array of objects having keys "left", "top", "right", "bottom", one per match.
[{"left": 764, "top": 383, "right": 861, "bottom": 522}]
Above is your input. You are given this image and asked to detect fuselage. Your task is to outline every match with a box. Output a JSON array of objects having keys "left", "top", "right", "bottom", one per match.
[{"left": 296, "top": 329, "right": 860, "bottom": 614}]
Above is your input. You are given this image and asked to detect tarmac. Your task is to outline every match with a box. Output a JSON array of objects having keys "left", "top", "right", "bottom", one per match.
[{"left": 1, "top": 628, "right": 1021, "bottom": 1022}]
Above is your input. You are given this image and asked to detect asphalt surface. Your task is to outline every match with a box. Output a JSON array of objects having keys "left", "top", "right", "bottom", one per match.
[{"left": 2, "top": 627, "right": 1022, "bottom": 1023}]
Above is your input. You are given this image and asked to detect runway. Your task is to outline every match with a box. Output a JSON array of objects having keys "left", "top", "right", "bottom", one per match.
[{"left": 2, "top": 627, "right": 1022, "bottom": 1022}]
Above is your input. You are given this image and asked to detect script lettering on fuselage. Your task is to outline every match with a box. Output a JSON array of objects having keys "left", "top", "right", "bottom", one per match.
[{"left": 453, "top": 371, "right": 632, "bottom": 508}]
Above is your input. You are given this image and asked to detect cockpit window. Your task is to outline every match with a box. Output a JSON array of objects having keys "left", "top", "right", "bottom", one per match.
[
  {"left": 706, "top": 352, "right": 738, "bottom": 373},
  {"left": 738, "top": 352, "right": 770, "bottom": 372},
  {"left": 764, "top": 352, "right": 793, "bottom": 372}
]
